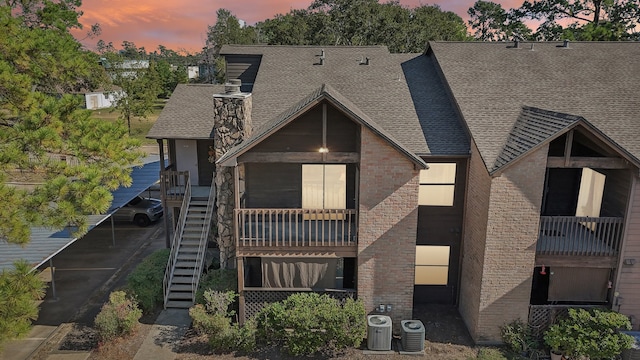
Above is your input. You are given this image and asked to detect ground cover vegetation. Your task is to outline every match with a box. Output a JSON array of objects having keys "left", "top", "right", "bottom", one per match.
[{"left": 125, "top": 248, "right": 170, "bottom": 314}]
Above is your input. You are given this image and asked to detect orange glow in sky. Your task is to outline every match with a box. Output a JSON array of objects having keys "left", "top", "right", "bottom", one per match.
[{"left": 73, "top": 0, "right": 522, "bottom": 53}]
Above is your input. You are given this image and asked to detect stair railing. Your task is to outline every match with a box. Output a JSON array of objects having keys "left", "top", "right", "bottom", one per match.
[
  {"left": 163, "top": 173, "right": 191, "bottom": 308},
  {"left": 191, "top": 181, "right": 216, "bottom": 303}
]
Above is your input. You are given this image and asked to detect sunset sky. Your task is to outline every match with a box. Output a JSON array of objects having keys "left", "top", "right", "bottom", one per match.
[{"left": 73, "top": 0, "right": 522, "bottom": 53}]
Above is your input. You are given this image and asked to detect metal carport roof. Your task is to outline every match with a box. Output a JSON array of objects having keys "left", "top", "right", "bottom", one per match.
[{"left": 0, "top": 160, "right": 162, "bottom": 271}]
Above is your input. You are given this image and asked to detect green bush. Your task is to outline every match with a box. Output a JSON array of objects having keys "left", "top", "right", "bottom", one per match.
[
  {"left": 544, "top": 308, "right": 634, "bottom": 359},
  {"left": 500, "top": 319, "right": 538, "bottom": 355},
  {"left": 188, "top": 290, "right": 255, "bottom": 353},
  {"left": 0, "top": 261, "right": 46, "bottom": 348},
  {"left": 255, "top": 293, "right": 366, "bottom": 356},
  {"left": 195, "top": 268, "right": 237, "bottom": 304},
  {"left": 190, "top": 290, "right": 236, "bottom": 335},
  {"left": 125, "top": 248, "right": 169, "bottom": 313},
  {"left": 94, "top": 291, "right": 142, "bottom": 342}
]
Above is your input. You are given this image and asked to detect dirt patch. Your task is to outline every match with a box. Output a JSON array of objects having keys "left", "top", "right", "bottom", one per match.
[
  {"left": 87, "top": 323, "right": 152, "bottom": 360},
  {"left": 58, "top": 324, "right": 99, "bottom": 351}
]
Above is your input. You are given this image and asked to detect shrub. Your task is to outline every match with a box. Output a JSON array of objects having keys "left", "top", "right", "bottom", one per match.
[
  {"left": 94, "top": 291, "right": 142, "bottom": 342},
  {"left": 188, "top": 290, "right": 255, "bottom": 353},
  {"left": 195, "top": 268, "right": 237, "bottom": 304},
  {"left": 190, "top": 290, "right": 236, "bottom": 335},
  {"left": 543, "top": 308, "right": 634, "bottom": 359},
  {"left": 500, "top": 319, "right": 538, "bottom": 355},
  {"left": 255, "top": 293, "right": 366, "bottom": 356},
  {"left": 0, "top": 261, "right": 46, "bottom": 348},
  {"left": 125, "top": 248, "right": 169, "bottom": 313}
]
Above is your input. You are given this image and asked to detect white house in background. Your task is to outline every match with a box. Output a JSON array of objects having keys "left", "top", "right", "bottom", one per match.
[
  {"left": 187, "top": 66, "right": 200, "bottom": 80},
  {"left": 84, "top": 87, "right": 124, "bottom": 110}
]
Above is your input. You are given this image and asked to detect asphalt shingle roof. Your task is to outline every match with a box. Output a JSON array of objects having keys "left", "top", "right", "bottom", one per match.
[
  {"left": 149, "top": 46, "right": 469, "bottom": 158},
  {"left": 219, "top": 45, "right": 468, "bottom": 156},
  {"left": 428, "top": 41, "right": 640, "bottom": 171},
  {"left": 217, "top": 84, "right": 427, "bottom": 168},
  {"left": 147, "top": 84, "right": 225, "bottom": 139},
  {"left": 493, "top": 107, "right": 581, "bottom": 172}
]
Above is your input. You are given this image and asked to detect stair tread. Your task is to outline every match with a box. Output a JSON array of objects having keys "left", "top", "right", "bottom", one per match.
[
  {"left": 170, "top": 284, "right": 193, "bottom": 291},
  {"left": 168, "top": 292, "right": 194, "bottom": 300},
  {"left": 165, "top": 300, "right": 193, "bottom": 309},
  {"left": 171, "top": 277, "right": 193, "bottom": 284},
  {"left": 173, "top": 269, "right": 195, "bottom": 276}
]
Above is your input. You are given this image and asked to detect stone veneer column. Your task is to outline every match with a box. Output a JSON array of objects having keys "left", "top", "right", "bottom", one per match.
[{"left": 213, "top": 84, "right": 252, "bottom": 269}]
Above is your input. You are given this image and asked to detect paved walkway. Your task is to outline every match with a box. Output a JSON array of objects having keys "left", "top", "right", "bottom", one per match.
[{"left": 133, "top": 309, "right": 191, "bottom": 360}]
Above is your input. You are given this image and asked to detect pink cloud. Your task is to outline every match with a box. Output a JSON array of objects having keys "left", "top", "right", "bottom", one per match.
[{"left": 74, "top": 0, "right": 527, "bottom": 53}]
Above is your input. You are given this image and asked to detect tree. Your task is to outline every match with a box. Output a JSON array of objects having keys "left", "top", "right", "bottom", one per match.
[
  {"left": 207, "top": 8, "right": 256, "bottom": 53},
  {"left": 0, "top": 261, "right": 45, "bottom": 347},
  {"left": 202, "top": 9, "right": 257, "bottom": 84},
  {"left": 254, "top": 0, "right": 467, "bottom": 52},
  {"left": 468, "top": 1, "right": 532, "bottom": 40},
  {"left": 517, "top": 0, "right": 640, "bottom": 40},
  {"left": 109, "top": 58, "right": 161, "bottom": 134},
  {"left": 0, "top": 2, "right": 143, "bottom": 245}
]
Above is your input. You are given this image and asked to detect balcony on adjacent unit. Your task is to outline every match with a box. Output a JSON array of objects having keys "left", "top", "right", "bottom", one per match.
[{"left": 537, "top": 216, "right": 623, "bottom": 258}]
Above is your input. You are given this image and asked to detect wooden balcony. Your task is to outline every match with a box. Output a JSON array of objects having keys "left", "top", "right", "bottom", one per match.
[
  {"left": 235, "top": 208, "right": 358, "bottom": 257},
  {"left": 160, "top": 170, "right": 189, "bottom": 202},
  {"left": 536, "top": 216, "right": 624, "bottom": 267}
]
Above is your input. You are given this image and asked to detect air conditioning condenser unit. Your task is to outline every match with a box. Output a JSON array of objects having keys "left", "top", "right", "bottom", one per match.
[
  {"left": 401, "top": 320, "right": 425, "bottom": 352},
  {"left": 367, "top": 315, "right": 392, "bottom": 351}
]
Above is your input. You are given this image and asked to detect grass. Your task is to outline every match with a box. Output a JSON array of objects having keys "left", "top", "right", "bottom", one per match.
[{"left": 90, "top": 99, "right": 166, "bottom": 145}]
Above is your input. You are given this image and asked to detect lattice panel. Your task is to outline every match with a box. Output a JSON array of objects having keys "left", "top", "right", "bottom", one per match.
[
  {"left": 244, "top": 290, "right": 356, "bottom": 320},
  {"left": 528, "top": 305, "right": 604, "bottom": 340}
]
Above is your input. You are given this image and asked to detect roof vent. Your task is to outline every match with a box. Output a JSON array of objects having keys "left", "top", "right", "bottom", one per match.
[
  {"left": 225, "top": 79, "right": 241, "bottom": 94},
  {"left": 514, "top": 40, "right": 520, "bottom": 48},
  {"left": 359, "top": 56, "right": 370, "bottom": 65},
  {"left": 316, "top": 49, "right": 325, "bottom": 65},
  {"left": 563, "top": 39, "right": 570, "bottom": 48},
  {"left": 530, "top": 43, "right": 535, "bottom": 51}
]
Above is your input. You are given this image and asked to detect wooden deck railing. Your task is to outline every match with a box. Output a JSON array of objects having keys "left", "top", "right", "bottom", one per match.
[
  {"left": 537, "top": 216, "right": 624, "bottom": 256},
  {"left": 235, "top": 208, "right": 358, "bottom": 248},
  {"left": 160, "top": 170, "right": 189, "bottom": 201}
]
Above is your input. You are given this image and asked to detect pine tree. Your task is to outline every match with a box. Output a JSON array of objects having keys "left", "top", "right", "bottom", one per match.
[{"left": 0, "top": 1, "right": 143, "bottom": 245}]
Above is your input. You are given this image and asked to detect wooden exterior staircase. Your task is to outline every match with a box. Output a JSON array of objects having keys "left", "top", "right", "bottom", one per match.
[{"left": 163, "top": 174, "right": 215, "bottom": 309}]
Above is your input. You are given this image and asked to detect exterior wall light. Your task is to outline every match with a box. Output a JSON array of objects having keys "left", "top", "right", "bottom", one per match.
[{"left": 319, "top": 147, "right": 329, "bottom": 153}]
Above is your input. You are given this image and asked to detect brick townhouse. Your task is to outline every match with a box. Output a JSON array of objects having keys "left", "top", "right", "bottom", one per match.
[{"left": 147, "top": 41, "right": 640, "bottom": 343}]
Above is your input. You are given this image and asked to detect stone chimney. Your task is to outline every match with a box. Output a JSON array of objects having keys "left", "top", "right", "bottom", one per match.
[{"left": 213, "top": 79, "right": 251, "bottom": 269}]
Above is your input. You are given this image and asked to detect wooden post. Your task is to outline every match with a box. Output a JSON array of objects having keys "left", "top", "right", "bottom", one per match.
[{"left": 237, "top": 256, "right": 245, "bottom": 324}]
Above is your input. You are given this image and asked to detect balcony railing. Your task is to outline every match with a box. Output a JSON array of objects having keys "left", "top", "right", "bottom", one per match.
[
  {"left": 537, "top": 216, "right": 624, "bottom": 256},
  {"left": 160, "top": 170, "right": 189, "bottom": 201},
  {"left": 235, "top": 208, "right": 357, "bottom": 248}
]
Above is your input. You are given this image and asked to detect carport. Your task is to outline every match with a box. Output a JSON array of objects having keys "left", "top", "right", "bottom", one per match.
[{"left": 0, "top": 159, "right": 162, "bottom": 298}]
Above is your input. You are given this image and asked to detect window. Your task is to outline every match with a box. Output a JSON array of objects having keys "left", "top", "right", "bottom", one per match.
[
  {"left": 418, "top": 163, "right": 456, "bottom": 206},
  {"left": 302, "top": 164, "right": 346, "bottom": 209},
  {"left": 415, "top": 245, "right": 450, "bottom": 285}
]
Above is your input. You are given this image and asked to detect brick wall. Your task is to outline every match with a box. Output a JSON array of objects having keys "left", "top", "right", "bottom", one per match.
[
  {"left": 460, "top": 143, "right": 547, "bottom": 343},
  {"left": 459, "top": 141, "right": 492, "bottom": 341},
  {"left": 357, "top": 127, "right": 419, "bottom": 332},
  {"left": 476, "top": 144, "right": 548, "bottom": 343},
  {"left": 616, "top": 174, "right": 640, "bottom": 328}
]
